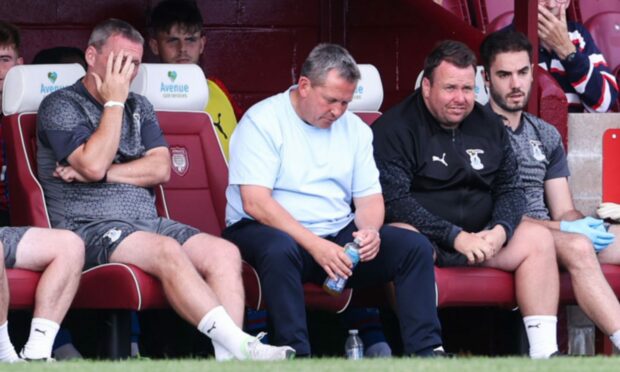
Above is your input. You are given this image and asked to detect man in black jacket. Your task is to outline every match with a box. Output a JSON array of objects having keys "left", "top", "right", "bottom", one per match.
[{"left": 372, "top": 40, "right": 560, "bottom": 359}]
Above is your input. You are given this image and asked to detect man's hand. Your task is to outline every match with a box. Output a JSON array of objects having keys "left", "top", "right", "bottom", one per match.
[
  {"left": 474, "top": 225, "right": 506, "bottom": 260},
  {"left": 53, "top": 164, "right": 89, "bottom": 183},
  {"left": 90, "top": 50, "right": 136, "bottom": 104},
  {"left": 560, "top": 216, "right": 615, "bottom": 252},
  {"left": 308, "top": 239, "right": 354, "bottom": 281},
  {"left": 353, "top": 228, "right": 380, "bottom": 262},
  {"left": 538, "top": 3, "right": 576, "bottom": 60},
  {"left": 454, "top": 231, "right": 495, "bottom": 265}
]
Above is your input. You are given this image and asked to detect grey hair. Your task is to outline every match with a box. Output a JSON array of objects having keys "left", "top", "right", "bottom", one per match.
[
  {"left": 88, "top": 18, "right": 144, "bottom": 51},
  {"left": 300, "top": 43, "right": 360, "bottom": 86}
]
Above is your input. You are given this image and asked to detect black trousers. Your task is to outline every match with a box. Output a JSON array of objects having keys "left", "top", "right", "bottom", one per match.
[{"left": 223, "top": 219, "right": 442, "bottom": 356}]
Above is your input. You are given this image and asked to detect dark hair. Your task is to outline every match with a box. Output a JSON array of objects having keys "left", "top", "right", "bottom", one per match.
[
  {"left": 480, "top": 30, "right": 533, "bottom": 74},
  {"left": 300, "top": 43, "right": 360, "bottom": 86},
  {"left": 32, "top": 46, "right": 86, "bottom": 68},
  {"left": 149, "top": 0, "right": 204, "bottom": 36},
  {"left": 88, "top": 19, "right": 144, "bottom": 51},
  {"left": 423, "top": 40, "right": 476, "bottom": 83},
  {"left": 0, "top": 20, "right": 20, "bottom": 52}
]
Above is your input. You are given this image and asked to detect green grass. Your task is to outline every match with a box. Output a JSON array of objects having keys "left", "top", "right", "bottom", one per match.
[{"left": 1, "top": 357, "right": 619, "bottom": 372}]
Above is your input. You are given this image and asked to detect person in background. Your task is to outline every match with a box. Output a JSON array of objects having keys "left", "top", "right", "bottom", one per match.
[
  {"left": 0, "top": 21, "right": 24, "bottom": 226},
  {"left": 505, "top": 0, "right": 617, "bottom": 112},
  {"left": 148, "top": 0, "right": 241, "bottom": 159}
]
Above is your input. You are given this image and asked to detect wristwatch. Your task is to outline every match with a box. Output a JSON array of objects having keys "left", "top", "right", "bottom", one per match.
[{"left": 563, "top": 51, "right": 577, "bottom": 63}]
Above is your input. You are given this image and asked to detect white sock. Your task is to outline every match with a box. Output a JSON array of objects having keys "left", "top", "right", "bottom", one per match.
[
  {"left": 523, "top": 315, "right": 558, "bottom": 359},
  {"left": 0, "top": 321, "right": 19, "bottom": 362},
  {"left": 213, "top": 341, "right": 234, "bottom": 361},
  {"left": 610, "top": 329, "right": 620, "bottom": 351},
  {"left": 20, "top": 318, "right": 59, "bottom": 360},
  {"left": 198, "top": 306, "right": 252, "bottom": 360}
]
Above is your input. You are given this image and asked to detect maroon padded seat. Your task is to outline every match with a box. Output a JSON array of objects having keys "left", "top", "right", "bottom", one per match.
[
  {"left": 2, "top": 113, "right": 160, "bottom": 312},
  {"left": 440, "top": 0, "right": 472, "bottom": 24},
  {"left": 574, "top": 0, "right": 620, "bottom": 24},
  {"left": 585, "top": 12, "right": 620, "bottom": 78},
  {"left": 434, "top": 267, "right": 515, "bottom": 308},
  {"left": 154, "top": 110, "right": 352, "bottom": 313}
]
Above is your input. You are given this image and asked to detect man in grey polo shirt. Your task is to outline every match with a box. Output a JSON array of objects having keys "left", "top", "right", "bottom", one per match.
[
  {"left": 36, "top": 18, "right": 293, "bottom": 361},
  {"left": 481, "top": 29, "right": 620, "bottom": 352}
]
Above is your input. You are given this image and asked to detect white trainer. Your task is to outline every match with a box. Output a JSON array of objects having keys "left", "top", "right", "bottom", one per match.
[{"left": 244, "top": 332, "right": 296, "bottom": 361}]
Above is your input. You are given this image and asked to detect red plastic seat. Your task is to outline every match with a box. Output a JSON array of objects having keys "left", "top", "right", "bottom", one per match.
[
  {"left": 585, "top": 12, "right": 620, "bottom": 77},
  {"left": 574, "top": 0, "right": 620, "bottom": 24},
  {"left": 440, "top": 0, "right": 472, "bottom": 25}
]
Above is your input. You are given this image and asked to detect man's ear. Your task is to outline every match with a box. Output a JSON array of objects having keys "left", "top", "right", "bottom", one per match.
[
  {"left": 482, "top": 68, "right": 490, "bottom": 88},
  {"left": 84, "top": 46, "right": 97, "bottom": 67},
  {"left": 148, "top": 38, "right": 160, "bottom": 56},
  {"left": 297, "top": 76, "right": 312, "bottom": 97},
  {"left": 198, "top": 35, "right": 206, "bottom": 55},
  {"left": 422, "top": 77, "right": 431, "bottom": 99}
]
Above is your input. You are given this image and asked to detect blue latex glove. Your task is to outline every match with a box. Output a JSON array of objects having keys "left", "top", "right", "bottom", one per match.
[{"left": 560, "top": 217, "right": 615, "bottom": 252}]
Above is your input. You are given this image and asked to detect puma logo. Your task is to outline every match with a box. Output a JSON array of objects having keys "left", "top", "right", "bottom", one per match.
[
  {"left": 34, "top": 328, "right": 47, "bottom": 336},
  {"left": 206, "top": 322, "right": 217, "bottom": 334},
  {"left": 432, "top": 153, "right": 448, "bottom": 167},
  {"left": 213, "top": 113, "right": 228, "bottom": 139}
]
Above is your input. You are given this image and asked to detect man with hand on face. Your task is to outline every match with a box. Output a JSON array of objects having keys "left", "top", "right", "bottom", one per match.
[
  {"left": 482, "top": 29, "right": 620, "bottom": 353},
  {"left": 509, "top": 0, "right": 618, "bottom": 112},
  {"left": 223, "top": 43, "right": 444, "bottom": 358},
  {"left": 36, "top": 18, "right": 295, "bottom": 362},
  {"left": 372, "top": 40, "right": 561, "bottom": 359}
]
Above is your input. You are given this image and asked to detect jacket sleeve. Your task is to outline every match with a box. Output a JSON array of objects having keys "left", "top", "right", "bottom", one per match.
[
  {"left": 377, "top": 157, "right": 463, "bottom": 248},
  {"left": 489, "top": 131, "right": 526, "bottom": 242},
  {"left": 564, "top": 24, "right": 618, "bottom": 113}
]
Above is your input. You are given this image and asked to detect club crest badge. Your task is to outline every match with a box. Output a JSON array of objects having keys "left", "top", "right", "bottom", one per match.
[
  {"left": 466, "top": 149, "right": 485, "bottom": 170},
  {"left": 529, "top": 140, "right": 546, "bottom": 162},
  {"left": 170, "top": 147, "right": 189, "bottom": 176}
]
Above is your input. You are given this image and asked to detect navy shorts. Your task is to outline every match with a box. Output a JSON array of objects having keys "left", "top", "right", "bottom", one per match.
[{"left": 73, "top": 218, "right": 200, "bottom": 268}]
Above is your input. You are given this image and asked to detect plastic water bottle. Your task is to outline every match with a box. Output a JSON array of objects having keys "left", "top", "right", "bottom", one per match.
[
  {"left": 323, "top": 238, "right": 362, "bottom": 296},
  {"left": 345, "top": 329, "right": 364, "bottom": 359}
]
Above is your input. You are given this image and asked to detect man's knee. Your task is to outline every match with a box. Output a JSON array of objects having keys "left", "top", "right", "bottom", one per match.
[
  {"left": 52, "top": 230, "right": 85, "bottom": 270},
  {"left": 193, "top": 234, "right": 242, "bottom": 274},
  {"left": 152, "top": 236, "right": 187, "bottom": 271},
  {"left": 517, "top": 221, "right": 556, "bottom": 258},
  {"left": 254, "top": 229, "right": 301, "bottom": 266},
  {"left": 383, "top": 226, "right": 434, "bottom": 262},
  {"left": 560, "top": 234, "right": 597, "bottom": 270}
]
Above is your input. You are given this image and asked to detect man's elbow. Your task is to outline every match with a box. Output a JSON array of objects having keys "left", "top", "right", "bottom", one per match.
[{"left": 81, "top": 166, "right": 107, "bottom": 182}]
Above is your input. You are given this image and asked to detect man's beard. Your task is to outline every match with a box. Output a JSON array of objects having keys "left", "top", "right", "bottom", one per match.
[{"left": 490, "top": 86, "right": 530, "bottom": 113}]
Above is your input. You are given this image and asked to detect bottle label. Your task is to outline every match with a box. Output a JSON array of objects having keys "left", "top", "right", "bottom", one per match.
[
  {"left": 346, "top": 346, "right": 363, "bottom": 360},
  {"left": 324, "top": 276, "right": 346, "bottom": 293}
]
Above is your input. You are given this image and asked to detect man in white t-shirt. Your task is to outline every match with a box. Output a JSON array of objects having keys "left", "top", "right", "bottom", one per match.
[{"left": 223, "top": 43, "right": 444, "bottom": 357}]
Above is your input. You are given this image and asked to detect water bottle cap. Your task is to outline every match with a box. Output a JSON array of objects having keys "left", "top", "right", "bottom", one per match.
[{"left": 348, "top": 329, "right": 359, "bottom": 335}]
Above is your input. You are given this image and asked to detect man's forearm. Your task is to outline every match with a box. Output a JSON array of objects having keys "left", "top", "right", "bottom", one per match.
[
  {"left": 106, "top": 148, "right": 170, "bottom": 187},
  {"left": 68, "top": 107, "right": 124, "bottom": 180},
  {"left": 353, "top": 194, "right": 384, "bottom": 232}
]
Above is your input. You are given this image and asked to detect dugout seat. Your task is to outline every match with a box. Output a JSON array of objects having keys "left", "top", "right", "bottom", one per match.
[
  {"left": 131, "top": 63, "right": 352, "bottom": 313},
  {"left": 349, "top": 64, "right": 384, "bottom": 125},
  {"left": 585, "top": 12, "right": 620, "bottom": 111},
  {"left": 574, "top": 0, "right": 620, "bottom": 24},
  {"left": 1, "top": 64, "right": 165, "bottom": 358}
]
